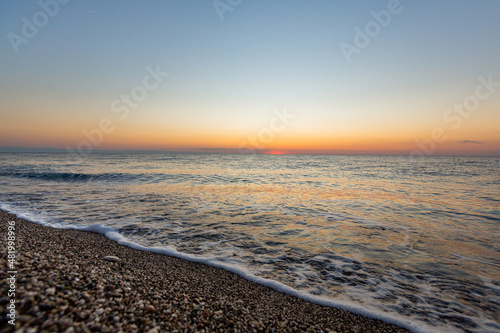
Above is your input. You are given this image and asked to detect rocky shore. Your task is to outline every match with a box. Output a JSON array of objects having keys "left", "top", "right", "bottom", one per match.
[{"left": 0, "top": 210, "right": 410, "bottom": 332}]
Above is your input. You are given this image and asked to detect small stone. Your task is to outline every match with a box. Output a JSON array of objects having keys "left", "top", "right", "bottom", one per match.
[
  {"left": 89, "top": 324, "right": 101, "bottom": 331},
  {"left": 40, "top": 301, "right": 55, "bottom": 310},
  {"left": 18, "top": 314, "right": 33, "bottom": 323},
  {"left": 96, "top": 308, "right": 104, "bottom": 315},
  {"left": 104, "top": 285, "right": 116, "bottom": 292},
  {"left": 103, "top": 256, "right": 120, "bottom": 262},
  {"left": 55, "top": 318, "right": 73, "bottom": 328},
  {"left": 147, "top": 328, "right": 159, "bottom": 333},
  {"left": 79, "top": 310, "right": 90, "bottom": 320},
  {"left": 46, "top": 288, "right": 56, "bottom": 296},
  {"left": 146, "top": 305, "right": 155, "bottom": 312}
]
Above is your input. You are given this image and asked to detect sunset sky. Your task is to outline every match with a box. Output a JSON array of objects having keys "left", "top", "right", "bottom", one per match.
[{"left": 1, "top": 1, "right": 499, "bottom": 155}]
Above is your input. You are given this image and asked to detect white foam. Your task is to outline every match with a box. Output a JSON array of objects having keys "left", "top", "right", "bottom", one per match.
[
  {"left": 450, "top": 253, "right": 500, "bottom": 269},
  {"left": 0, "top": 203, "right": 434, "bottom": 333},
  {"left": 478, "top": 275, "right": 500, "bottom": 293}
]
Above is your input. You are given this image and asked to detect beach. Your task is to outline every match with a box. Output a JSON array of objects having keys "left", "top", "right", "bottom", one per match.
[
  {"left": 0, "top": 209, "right": 409, "bottom": 332},
  {"left": 2, "top": 0, "right": 500, "bottom": 331}
]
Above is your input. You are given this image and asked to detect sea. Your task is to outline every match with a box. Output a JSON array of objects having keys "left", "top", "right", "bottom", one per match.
[{"left": 0, "top": 152, "right": 499, "bottom": 332}]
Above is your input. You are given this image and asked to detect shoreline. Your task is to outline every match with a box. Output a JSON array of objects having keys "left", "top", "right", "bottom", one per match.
[{"left": 0, "top": 209, "right": 410, "bottom": 332}]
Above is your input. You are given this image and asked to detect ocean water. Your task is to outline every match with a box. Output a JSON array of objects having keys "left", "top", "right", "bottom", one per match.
[{"left": 0, "top": 153, "right": 499, "bottom": 332}]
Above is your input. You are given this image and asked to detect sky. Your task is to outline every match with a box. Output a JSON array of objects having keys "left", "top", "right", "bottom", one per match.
[{"left": 1, "top": 0, "right": 499, "bottom": 156}]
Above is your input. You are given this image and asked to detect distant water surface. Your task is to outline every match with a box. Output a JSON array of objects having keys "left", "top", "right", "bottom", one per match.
[{"left": 0, "top": 153, "right": 499, "bottom": 332}]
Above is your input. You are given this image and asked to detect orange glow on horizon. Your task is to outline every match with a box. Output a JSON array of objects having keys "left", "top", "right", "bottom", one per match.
[
  {"left": 265, "top": 150, "right": 287, "bottom": 155},
  {"left": 2, "top": 111, "right": 499, "bottom": 156}
]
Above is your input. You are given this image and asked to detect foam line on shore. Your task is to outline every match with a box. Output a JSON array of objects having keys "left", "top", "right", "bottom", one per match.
[{"left": 1, "top": 203, "right": 429, "bottom": 333}]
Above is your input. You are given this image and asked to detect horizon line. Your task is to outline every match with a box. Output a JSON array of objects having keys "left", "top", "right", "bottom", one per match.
[{"left": 1, "top": 147, "right": 499, "bottom": 157}]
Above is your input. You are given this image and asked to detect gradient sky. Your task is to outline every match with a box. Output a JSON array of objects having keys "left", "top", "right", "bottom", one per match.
[{"left": 1, "top": 0, "right": 499, "bottom": 155}]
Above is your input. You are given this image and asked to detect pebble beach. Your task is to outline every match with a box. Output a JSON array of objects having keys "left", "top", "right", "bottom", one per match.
[{"left": 0, "top": 210, "right": 410, "bottom": 332}]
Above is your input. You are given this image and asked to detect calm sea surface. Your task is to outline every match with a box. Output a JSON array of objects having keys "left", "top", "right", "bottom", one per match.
[{"left": 1, "top": 153, "right": 499, "bottom": 332}]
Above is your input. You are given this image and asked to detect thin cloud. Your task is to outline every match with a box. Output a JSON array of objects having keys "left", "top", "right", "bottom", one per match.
[{"left": 458, "top": 140, "right": 483, "bottom": 144}]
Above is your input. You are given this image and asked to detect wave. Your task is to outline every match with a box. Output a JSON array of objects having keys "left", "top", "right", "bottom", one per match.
[
  {"left": 0, "top": 169, "right": 276, "bottom": 186},
  {"left": 0, "top": 203, "right": 427, "bottom": 333},
  {"left": 0, "top": 171, "right": 140, "bottom": 183}
]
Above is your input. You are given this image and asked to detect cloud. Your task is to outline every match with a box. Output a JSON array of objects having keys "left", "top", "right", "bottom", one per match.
[{"left": 458, "top": 140, "right": 483, "bottom": 144}]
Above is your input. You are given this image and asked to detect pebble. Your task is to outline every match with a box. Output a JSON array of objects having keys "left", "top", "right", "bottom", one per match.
[
  {"left": 45, "top": 288, "right": 56, "bottom": 296},
  {"left": 103, "top": 255, "right": 120, "bottom": 262},
  {"left": 104, "top": 285, "right": 116, "bottom": 292},
  {"left": 18, "top": 314, "right": 33, "bottom": 323}
]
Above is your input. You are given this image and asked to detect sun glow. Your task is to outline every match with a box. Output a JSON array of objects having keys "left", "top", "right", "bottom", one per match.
[{"left": 265, "top": 150, "right": 287, "bottom": 155}]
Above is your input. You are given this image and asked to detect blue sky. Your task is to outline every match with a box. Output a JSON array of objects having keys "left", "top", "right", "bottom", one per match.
[{"left": 1, "top": 0, "right": 499, "bottom": 155}]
